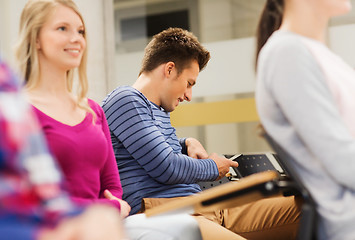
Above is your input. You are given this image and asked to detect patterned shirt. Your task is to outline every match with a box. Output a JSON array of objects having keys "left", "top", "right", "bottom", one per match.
[
  {"left": 0, "top": 60, "right": 78, "bottom": 240},
  {"left": 102, "top": 86, "right": 218, "bottom": 214}
]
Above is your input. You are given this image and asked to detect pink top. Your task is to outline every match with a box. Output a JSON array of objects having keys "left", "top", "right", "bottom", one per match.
[{"left": 33, "top": 99, "right": 123, "bottom": 209}]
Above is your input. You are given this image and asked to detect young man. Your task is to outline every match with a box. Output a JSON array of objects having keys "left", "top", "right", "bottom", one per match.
[{"left": 102, "top": 27, "right": 301, "bottom": 239}]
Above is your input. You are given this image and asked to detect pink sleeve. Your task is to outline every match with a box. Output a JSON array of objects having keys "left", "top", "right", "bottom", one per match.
[
  {"left": 89, "top": 99, "right": 123, "bottom": 203},
  {"left": 70, "top": 196, "right": 121, "bottom": 209}
]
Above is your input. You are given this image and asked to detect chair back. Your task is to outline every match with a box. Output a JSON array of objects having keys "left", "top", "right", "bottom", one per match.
[{"left": 263, "top": 133, "right": 318, "bottom": 240}]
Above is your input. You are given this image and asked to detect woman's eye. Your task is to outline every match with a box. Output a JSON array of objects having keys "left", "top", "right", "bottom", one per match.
[
  {"left": 58, "top": 26, "right": 66, "bottom": 31},
  {"left": 78, "top": 29, "right": 85, "bottom": 35}
]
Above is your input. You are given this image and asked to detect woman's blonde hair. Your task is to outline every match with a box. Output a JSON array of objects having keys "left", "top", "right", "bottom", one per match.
[{"left": 15, "top": 0, "right": 94, "bottom": 117}]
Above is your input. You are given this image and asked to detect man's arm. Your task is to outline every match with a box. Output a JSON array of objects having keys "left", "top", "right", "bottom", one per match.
[
  {"left": 178, "top": 138, "right": 236, "bottom": 178},
  {"left": 103, "top": 88, "right": 219, "bottom": 184}
]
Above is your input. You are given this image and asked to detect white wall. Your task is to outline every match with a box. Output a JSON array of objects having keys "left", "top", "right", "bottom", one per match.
[
  {"left": 0, "top": 0, "right": 27, "bottom": 68},
  {"left": 329, "top": 23, "right": 355, "bottom": 68},
  {"left": 75, "top": 0, "right": 115, "bottom": 102}
]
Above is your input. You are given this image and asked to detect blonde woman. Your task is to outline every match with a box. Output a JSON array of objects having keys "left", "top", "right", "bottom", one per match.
[{"left": 16, "top": 0, "right": 131, "bottom": 217}]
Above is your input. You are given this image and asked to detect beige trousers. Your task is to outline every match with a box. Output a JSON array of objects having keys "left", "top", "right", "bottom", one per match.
[{"left": 141, "top": 196, "right": 302, "bottom": 240}]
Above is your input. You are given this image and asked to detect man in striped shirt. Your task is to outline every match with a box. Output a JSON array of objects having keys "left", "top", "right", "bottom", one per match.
[{"left": 102, "top": 27, "right": 301, "bottom": 240}]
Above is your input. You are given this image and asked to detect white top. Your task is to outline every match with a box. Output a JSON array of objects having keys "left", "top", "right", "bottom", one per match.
[{"left": 256, "top": 30, "right": 355, "bottom": 240}]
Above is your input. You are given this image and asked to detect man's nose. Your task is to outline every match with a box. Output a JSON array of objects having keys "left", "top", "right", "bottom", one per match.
[{"left": 184, "top": 88, "right": 192, "bottom": 101}]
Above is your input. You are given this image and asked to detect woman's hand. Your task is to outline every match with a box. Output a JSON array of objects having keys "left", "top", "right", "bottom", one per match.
[{"left": 104, "top": 189, "right": 131, "bottom": 218}]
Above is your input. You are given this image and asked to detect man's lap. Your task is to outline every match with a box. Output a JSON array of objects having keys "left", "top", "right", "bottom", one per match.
[{"left": 141, "top": 195, "right": 302, "bottom": 240}]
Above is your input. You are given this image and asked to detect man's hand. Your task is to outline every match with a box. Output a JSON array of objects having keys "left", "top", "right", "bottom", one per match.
[
  {"left": 185, "top": 137, "right": 208, "bottom": 159},
  {"left": 104, "top": 189, "right": 131, "bottom": 218},
  {"left": 209, "top": 153, "right": 239, "bottom": 180}
]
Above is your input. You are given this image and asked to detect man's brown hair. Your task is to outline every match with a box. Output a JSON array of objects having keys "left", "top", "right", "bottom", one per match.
[{"left": 139, "top": 27, "right": 210, "bottom": 75}]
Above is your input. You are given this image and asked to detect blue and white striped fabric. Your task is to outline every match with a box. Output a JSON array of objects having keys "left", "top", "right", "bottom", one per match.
[{"left": 102, "top": 86, "right": 218, "bottom": 214}]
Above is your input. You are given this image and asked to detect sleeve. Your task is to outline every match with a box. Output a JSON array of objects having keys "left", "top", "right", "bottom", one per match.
[
  {"left": 0, "top": 221, "right": 37, "bottom": 240},
  {"left": 0, "top": 62, "right": 81, "bottom": 239},
  {"left": 179, "top": 137, "right": 188, "bottom": 155},
  {"left": 0, "top": 104, "right": 39, "bottom": 240},
  {"left": 262, "top": 39, "right": 355, "bottom": 190},
  {"left": 89, "top": 100, "right": 123, "bottom": 209},
  {"left": 103, "top": 90, "right": 219, "bottom": 184},
  {"left": 70, "top": 196, "right": 120, "bottom": 209}
]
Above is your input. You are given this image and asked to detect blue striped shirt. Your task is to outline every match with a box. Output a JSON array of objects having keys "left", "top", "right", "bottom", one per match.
[{"left": 102, "top": 86, "right": 218, "bottom": 214}]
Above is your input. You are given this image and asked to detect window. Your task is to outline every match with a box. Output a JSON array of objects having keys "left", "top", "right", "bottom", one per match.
[{"left": 114, "top": 0, "right": 198, "bottom": 53}]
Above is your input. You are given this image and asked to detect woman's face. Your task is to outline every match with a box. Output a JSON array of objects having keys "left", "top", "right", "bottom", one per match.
[
  {"left": 36, "top": 4, "right": 86, "bottom": 72},
  {"left": 313, "top": 0, "right": 352, "bottom": 18}
]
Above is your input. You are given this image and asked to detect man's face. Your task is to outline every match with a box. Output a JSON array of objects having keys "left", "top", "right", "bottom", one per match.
[{"left": 160, "top": 60, "right": 199, "bottom": 112}]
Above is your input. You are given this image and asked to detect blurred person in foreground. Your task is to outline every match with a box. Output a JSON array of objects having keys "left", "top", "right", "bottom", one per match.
[{"left": 0, "top": 58, "right": 124, "bottom": 240}]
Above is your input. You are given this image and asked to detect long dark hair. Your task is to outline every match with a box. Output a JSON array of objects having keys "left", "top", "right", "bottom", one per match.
[{"left": 255, "top": 0, "right": 284, "bottom": 68}]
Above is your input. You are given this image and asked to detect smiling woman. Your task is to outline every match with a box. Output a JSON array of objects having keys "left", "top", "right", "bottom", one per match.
[
  {"left": 36, "top": 4, "right": 86, "bottom": 74},
  {"left": 14, "top": 0, "right": 131, "bottom": 217}
]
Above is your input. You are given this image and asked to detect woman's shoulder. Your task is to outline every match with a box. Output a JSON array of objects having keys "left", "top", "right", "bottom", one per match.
[
  {"left": 262, "top": 31, "right": 309, "bottom": 56},
  {"left": 87, "top": 98, "right": 104, "bottom": 115},
  {"left": 88, "top": 98, "right": 99, "bottom": 107},
  {"left": 259, "top": 30, "right": 315, "bottom": 71}
]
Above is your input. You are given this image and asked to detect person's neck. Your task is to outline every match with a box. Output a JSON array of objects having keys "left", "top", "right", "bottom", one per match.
[
  {"left": 27, "top": 64, "right": 71, "bottom": 99},
  {"left": 281, "top": 3, "right": 329, "bottom": 43},
  {"left": 132, "top": 70, "right": 163, "bottom": 107}
]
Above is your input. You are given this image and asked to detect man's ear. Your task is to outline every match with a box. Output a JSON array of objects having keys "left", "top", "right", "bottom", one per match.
[{"left": 164, "top": 62, "right": 175, "bottom": 77}]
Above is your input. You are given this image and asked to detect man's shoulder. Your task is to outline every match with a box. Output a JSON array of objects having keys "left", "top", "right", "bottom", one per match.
[
  {"left": 106, "top": 85, "right": 136, "bottom": 99},
  {"left": 103, "top": 86, "right": 146, "bottom": 107},
  {"left": 102, "top": 86, "right": 153, "bottom": 118}
]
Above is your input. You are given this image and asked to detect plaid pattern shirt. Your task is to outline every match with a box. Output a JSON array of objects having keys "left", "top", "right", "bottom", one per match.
[{"left": 0, "top": 60, "right": 78, "bottom": 239}]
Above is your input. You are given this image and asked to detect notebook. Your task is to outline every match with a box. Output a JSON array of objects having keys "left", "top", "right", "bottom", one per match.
[
  {"left": 198, "top": 153, "right": 287, "bottom": 191},
  {"left": 226, "top": 153, "right": 287, "bottom": 179}
]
